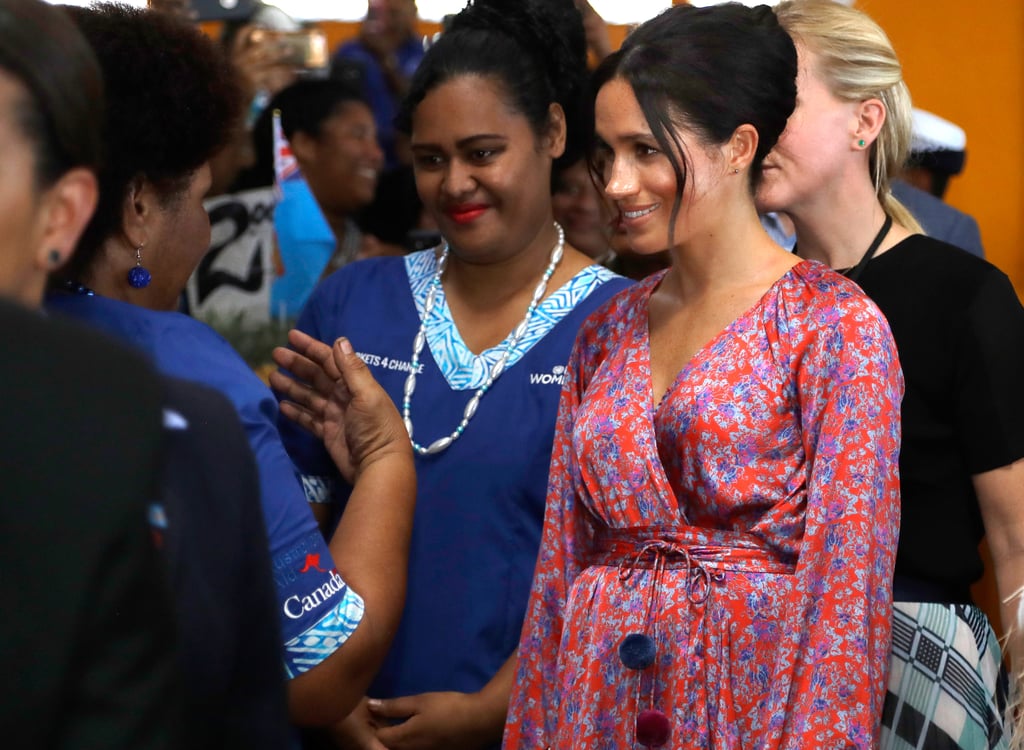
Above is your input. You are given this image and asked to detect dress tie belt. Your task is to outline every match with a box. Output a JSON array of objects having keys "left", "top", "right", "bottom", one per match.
[
  {"left": 587, "top": 525, "right": 796, "bottom": 576},
  {"left": 583, "top": 525, "right": 795, "bottom": 748}
]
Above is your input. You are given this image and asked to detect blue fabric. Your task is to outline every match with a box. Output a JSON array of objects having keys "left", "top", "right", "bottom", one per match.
[
  {"left": 333, "top": 37, "right": 425, "bottom": 169},
  {"left": 760, "top": 212, "right": 796, "bottom": 251},
  {"left": 271, "top": 178, "right": 335, "bottom": 320},
  {"left": 45, "top": 292, "right": 363, "bottom": 678},
  {"left": 891, "top": 179, "right": 985, "bottom": 258},
  {"left": 280, "top": 254, "right": 631, "bottom": 699}
]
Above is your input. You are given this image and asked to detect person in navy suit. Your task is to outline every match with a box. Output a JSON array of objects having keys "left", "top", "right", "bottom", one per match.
[
  {"left": 891, "top": 179, "right": 984, "bottom": 258},
  {"left": 893, "top": 108, "right": 985, "bottom": 258}
]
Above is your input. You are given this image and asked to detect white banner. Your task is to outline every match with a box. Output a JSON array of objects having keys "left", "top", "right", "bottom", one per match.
[{"left": 186, "top": 187, "right": 277, "bottom": 328}]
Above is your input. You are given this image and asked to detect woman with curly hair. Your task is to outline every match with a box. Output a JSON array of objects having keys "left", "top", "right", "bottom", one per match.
[{"left": 45, "top": 2, "right": 416, "bottom": 734}]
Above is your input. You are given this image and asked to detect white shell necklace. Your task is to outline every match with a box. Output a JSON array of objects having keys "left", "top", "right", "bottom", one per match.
[{"left": 402, "top": 222, "right": 565, "bottom": 456}]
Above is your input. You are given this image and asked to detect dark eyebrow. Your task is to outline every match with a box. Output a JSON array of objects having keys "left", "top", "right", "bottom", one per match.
[
  {"left": 456, "top": 134, "right": 507, "bottom": 148},
  {"left": 410, "top": 133, "right": 508, "bottom": 151},
  {"left": 617, "top": 132, "right": 657, "bottom": 144},
  {"left": 593, "top": 131, "right": 656, "bottom": 150}
]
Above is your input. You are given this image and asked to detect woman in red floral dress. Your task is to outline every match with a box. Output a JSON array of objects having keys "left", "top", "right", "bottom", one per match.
[{"left": 504, "top": 4, "right": 903, "bottom": 749}]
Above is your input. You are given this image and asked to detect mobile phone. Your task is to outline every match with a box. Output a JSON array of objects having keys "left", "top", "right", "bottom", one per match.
[{"left": 249, "top": 29, "right": 329, "bottom": 71}]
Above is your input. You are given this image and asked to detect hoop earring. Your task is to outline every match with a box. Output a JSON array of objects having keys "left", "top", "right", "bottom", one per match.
[{"left": 127, "top": 243, "right": 151, "bottom": 289}]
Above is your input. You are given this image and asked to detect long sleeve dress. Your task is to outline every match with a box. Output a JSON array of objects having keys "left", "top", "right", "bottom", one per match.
[{"left": 504, "top": 260, "right": 904, "bottom": 749}]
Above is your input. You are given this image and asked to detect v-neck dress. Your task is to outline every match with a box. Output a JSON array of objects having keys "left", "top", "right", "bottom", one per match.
[
  {"left": 281, "top": 250, "right": 631, "bottom": 712},
  {"left": 504, "top": 260, "right": 904, "bottom": 749}
]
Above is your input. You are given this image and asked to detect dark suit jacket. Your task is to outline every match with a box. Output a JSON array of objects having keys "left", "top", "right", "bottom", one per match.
[
  {"left": 159, "top": 377, "right": 289, "bottom": 750},
  {"left": 892, "top": 179, "right": 985, "bottom": 258},
  {"left": 0, "top": 300, "right": 182, "bottom": 749}
]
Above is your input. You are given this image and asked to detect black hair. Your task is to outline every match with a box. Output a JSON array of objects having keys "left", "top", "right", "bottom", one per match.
[
  {"left": 237, "top": 78, "right": 369, "bottom": 190},
  {"left": 0, "top": 0, "right": 104, "bottom": 189},
  {"left": 271, "top": 78, "right": 369, "bottom": 141},
  {"left": 356, "top": 164, "right": 423, "bottom": 248},
  {"left": 61, "top": 2, "right": 243, "bottom": 281},
  {"left": 906, "top": 149, "right": 964, "bottom": 199},
  {"left": 591, "top": 3, "right": 797, "bottom": 237},
  {"left": 395, "top": 0, "right": 589, "bottom": 168}
]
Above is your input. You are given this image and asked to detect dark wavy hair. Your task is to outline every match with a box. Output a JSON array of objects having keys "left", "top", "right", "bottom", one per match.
[
  {"left": 395, "top": 0, "right": 589, "bottom": 169},
  {"left": 0, "top": 0, "right": 104, "bottom": 190},
  {"left": 591, "top": 2, "right": 797, "bottom": 237},
  {"left": 60, "top": 2, "right": 243, "bottom": 281}
]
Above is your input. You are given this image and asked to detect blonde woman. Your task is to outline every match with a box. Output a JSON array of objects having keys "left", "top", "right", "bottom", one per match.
[{"left": 758, "top": 2, "right": 1024, "bottom": 748}]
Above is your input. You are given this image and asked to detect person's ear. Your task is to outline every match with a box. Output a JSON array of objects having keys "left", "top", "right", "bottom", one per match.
[
  {"left": 290, "top": 130, "right": 318, "bottom": 165},
  {"left": 119, "top": 174, "right": 158, "bottom": 251},
  {"left": 853, "top": 98, "right": 886, "bottom": 151},
  {"left": 33, "top": 168, "right": 98, "bottom": 272},
  {"left": 543, "top": 102, "right": 567, "bottom": 160},
  {"left": 725, "top": 123, "right": 760, "bottom": 175}
]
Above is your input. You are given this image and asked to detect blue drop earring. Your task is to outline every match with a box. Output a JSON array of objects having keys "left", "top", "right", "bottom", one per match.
[{"left": 127, "top": 242, "right": 151, "bottom": 289}]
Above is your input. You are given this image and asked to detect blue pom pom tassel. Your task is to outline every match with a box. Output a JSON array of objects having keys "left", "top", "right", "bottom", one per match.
[{"left": 618, "top": 632, "right": 656, "bottom": 670}]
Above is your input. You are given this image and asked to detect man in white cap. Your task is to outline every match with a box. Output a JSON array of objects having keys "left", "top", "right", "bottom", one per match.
[{"left": 892, "top": 107, "right": 984, "bottom": 257}]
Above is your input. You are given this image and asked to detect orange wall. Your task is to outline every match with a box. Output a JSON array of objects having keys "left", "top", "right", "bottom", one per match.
[{"left": 860, "top": 0, "right": 1024, "bottom": 290}]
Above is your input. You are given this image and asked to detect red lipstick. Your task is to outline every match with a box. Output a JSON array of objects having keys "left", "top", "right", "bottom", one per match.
[{"left": 445, "top": 203, "right": 488, "bottom": 224}]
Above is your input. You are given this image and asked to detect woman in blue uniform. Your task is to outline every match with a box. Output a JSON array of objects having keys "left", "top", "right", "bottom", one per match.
[{"left": 275, "top": 0, "right": 631, "bottom": 746}]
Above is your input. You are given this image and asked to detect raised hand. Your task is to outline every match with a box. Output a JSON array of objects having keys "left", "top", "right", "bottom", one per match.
[{"left": 271, "top": 330, "right": 409, "bottom": 483}]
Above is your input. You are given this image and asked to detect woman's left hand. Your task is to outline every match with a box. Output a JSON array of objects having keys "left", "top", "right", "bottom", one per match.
[
  {"left": 367, "top": 692, "right": 496, "bottom": 750},
  {"left": 271, "top": 329, "right": 408, "bottom": 483}
]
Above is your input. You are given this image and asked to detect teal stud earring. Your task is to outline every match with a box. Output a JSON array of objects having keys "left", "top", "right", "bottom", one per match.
[{"left": 858, "top": 139, "right": 866, "bottom": 147}]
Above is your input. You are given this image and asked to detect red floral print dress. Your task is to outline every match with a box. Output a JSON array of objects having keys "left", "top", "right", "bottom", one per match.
[{"left": 504, "top": 261, "right": 903, "bottom": 750}]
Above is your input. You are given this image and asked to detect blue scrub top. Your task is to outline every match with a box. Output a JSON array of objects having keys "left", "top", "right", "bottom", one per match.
[{"left": 281, "top": 252, "right": 631, "bottom": 701}]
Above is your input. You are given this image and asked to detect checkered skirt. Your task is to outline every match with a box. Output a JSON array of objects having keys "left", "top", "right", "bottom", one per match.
[{"left": 881, "top": 602, "right": 1007, "bottom": 750}]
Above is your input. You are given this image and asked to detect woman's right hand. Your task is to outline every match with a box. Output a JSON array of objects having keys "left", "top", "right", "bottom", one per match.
[
  {"left": 271, "top": 330, "right": 410, "bottom": 483},
  {"left": 329, "top": 698, "right": 389, "bottom": 750}
]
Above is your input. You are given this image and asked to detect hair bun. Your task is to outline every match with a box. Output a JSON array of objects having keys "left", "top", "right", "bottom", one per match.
[
  {"left": 749, "top": 3, "right": 779, "bottom": 26},
  {"left": 397, "top": 0, "right": 589, "bottom": 166},
  {"left": 450, "top": 0, "right": 586, "bottom": 105}
]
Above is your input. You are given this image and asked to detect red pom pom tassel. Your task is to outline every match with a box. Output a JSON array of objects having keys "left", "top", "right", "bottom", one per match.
[{"left": 636, "top": 708, "right": 671, "bottom": 747}]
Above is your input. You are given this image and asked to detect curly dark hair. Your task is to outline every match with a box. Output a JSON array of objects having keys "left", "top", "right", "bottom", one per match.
[{"left": 61, "top": 2, "right": 243, "bottom": 281}]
